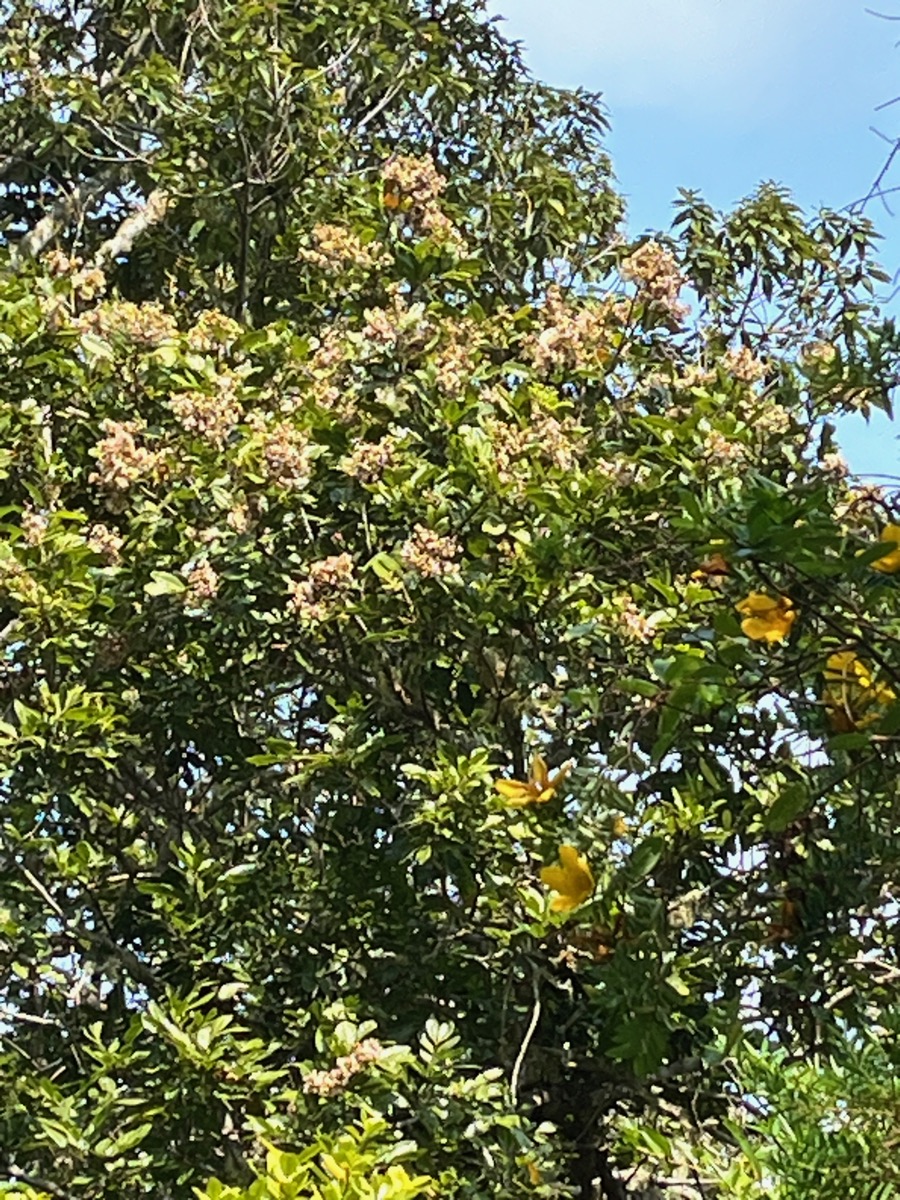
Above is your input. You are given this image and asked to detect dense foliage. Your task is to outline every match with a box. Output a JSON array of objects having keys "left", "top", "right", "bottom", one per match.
[{"left": 1, "top": 2, "right": 900, "bottom": 1197}]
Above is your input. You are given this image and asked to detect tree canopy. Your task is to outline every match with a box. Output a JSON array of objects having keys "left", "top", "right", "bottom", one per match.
[{"left": 2, "top": 2, "right": 900, "bottom": 1198}]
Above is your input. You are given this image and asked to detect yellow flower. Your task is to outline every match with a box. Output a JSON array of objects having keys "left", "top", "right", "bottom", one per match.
[
  {"left": 735, "top": 592, "right": 796, "bottom": 643},
  {"left": 822, "top": 651, "right": 896, "bottom": 731},
  {"left": 495, "top": 753, "right": 571, "bottom": 807},
  {"left": 540, "top": 845, "right": 594, "bottom": 912},
  {"left": 824, "top": 651, "right": 873, "bottom": 689},
  {"left": 871, "top": 524, "right": 900, "bottom": 574},
  {"left": 873, "top": 681, "right": 896, "bottom": 706}
]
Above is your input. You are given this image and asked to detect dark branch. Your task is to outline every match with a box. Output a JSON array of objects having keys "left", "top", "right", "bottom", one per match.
[{"left": 1, "top": 1167, "right": 77, "bottom": 1200}]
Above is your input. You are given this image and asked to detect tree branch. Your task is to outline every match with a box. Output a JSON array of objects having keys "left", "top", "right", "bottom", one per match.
[
  {"left": 10, "top": 178, "right": 109, "bottom": 263},
  {"left": 510, "top": 969, "right": 541, "bottom": 1104},
  {"left": 1, "top": 1166, "right": 77, "bottom": 1200},
  {"left": 91, "top": 188, "right": 171, "bottom": 267}
]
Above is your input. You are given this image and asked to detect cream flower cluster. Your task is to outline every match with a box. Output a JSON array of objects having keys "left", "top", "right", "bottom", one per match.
[
  {"left": 75, "top": 300, "right": 178, "bottom": 347},
  {"left": 525, "top": 285, "right": 615, "bottom": 376},
  {"left": 620, "top": 240, "right": 688, "bottom": 322},
  {"left": 298, "top": 223, "right": 390, "bottom": 273},
  {"left": 381, "top": 154, "right": 465, "bottom": 248},
  {"left": 302, "top": 1038, "right": 384, "bottom": 1097},
  {"left": 170, "top": 374, "right": 243, "bottom": 449},
  {"left": 89, "top": 419, "right": 162, "bottom": 498},
  {"left": 400, "top": 525, "right": 460, "bottom": 578},
  {"left": 287, "top": 553, "right": 355, "bottom": 623}
]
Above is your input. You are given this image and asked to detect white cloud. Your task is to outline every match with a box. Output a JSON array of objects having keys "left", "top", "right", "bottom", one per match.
[{"left": 492, "top": 0, "right": 847, "bottom": 120}]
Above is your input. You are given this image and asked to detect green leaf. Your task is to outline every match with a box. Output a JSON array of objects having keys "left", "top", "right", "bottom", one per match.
[
  {"left": 764, "top": 783, "right": 809, "bottom": 832},
  {"left": 618, "top": 677, "right": 659, "bottom": 698},
  {"left": 825, "top": 731, "right": 871, "bottom": 751},
  {"left": 481, "top": 518, "right": 507, "bottom": 536},
  {"left": 94, "top": 1122, "right": 153, "bottom": 1158},
  {"left": 144, "top": 571, "right": 187, "bottom": 596},
  {"left": 366, "top": 552, "right": 402, "bottom": 582},
  {"left": 628, "top": 836, "right": 665, "bottom": 881}
]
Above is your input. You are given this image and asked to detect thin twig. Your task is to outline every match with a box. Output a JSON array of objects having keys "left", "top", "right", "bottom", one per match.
[
  {"left": 19, "top": 863, "right": 162, "bottom": 994},
  {"left": 823, "top": 984, "right": 856, "bottom": 1010},
  {"left": 510, "top": 969, "right": 541, "bottom": 1104},
  {"left": 355, "top": 70, "right": 411, "bottom": 133},
  {"left": 0, "top": 1005, "right": 59, "bottom": 1027},
  {"left": 20, "top": 865, "right": 66, "bottom": 920},
  {"left": 851, "top": 135, "right": 900, "bottom": 215}
]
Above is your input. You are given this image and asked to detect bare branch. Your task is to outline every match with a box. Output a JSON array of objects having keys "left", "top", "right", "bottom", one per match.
[
  {"left": 18, "top": 863, "right": 162, "bottom": 995},
  {"left": 850, "top": 135, "right": 900, "bottom": 214},
  {"left": 0, "top": 1005, "right": 60, "bottom": 1027},
  {"left": 91, "top": 188, "right": 171, "bottom": 267},
  {"left": 10, "top": 180, "right": 102, "bottom": 263},
  {"left": 355, "top": 68, "right": 413, "bottom": 133},
  {"left": 1, "top": 1167, "right": 76, "bottom": 1200},
  {"left": 509, "top": 969, "right": 541, "bottom": 1104}
]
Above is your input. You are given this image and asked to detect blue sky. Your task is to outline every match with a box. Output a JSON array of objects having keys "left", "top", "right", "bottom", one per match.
[{"left": 491, "top": 0, "right": 900, "bottom": 479}]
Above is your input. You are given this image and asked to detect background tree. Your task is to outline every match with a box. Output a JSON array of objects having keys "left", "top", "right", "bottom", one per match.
[
  {"left": 1, "top": 2, "right": 900, "bottom": 1198},
  {"left": 1, "top": 0, "right": 620, "bottom": 317}
]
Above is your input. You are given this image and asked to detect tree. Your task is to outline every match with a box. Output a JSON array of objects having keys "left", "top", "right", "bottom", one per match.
[
  {"left": 1, "top": 0, "right": 620, "bottom": 316},
  {"left": 1, "top": 2, "right": 900, "bottom": 1197}
]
